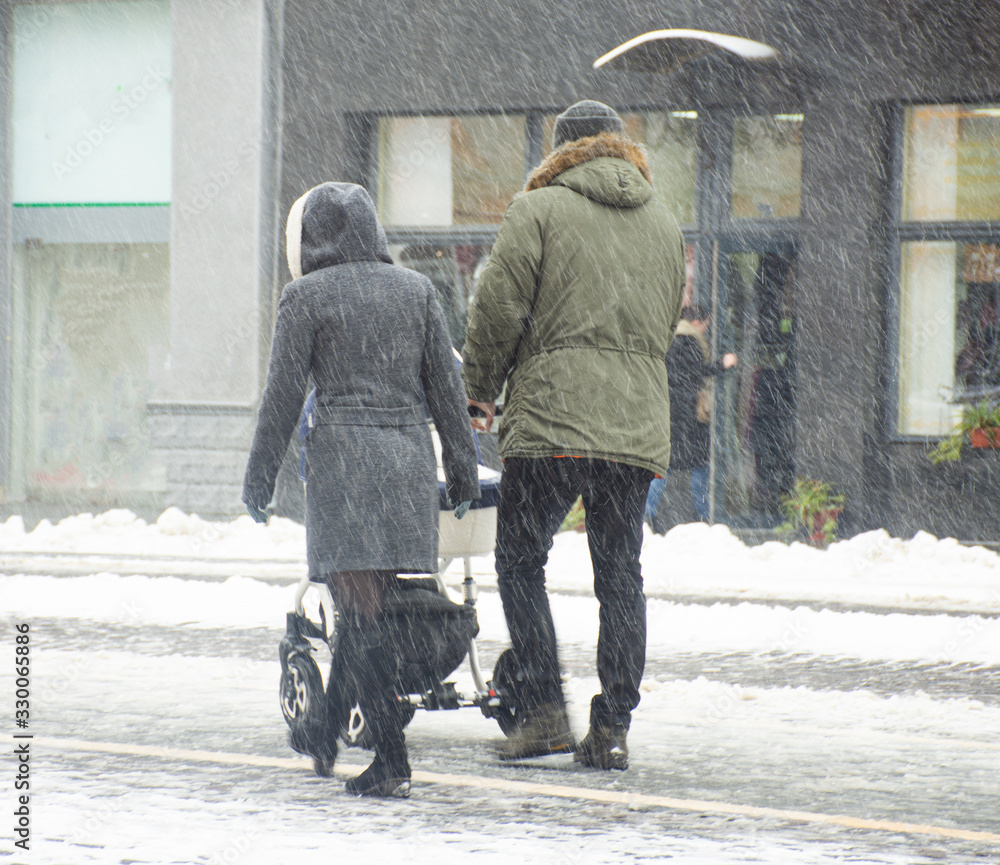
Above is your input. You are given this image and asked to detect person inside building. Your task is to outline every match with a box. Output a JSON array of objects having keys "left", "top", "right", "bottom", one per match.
[
  {"left": 462, "top": 100, "right": 685, "bottom": 770},
  {"left": 243, "top": 182, "right": 479, "bottom": 797},
  {"left": 644, "top": 304, "right": 738, "bottom": 532},
  {"left": 956, "top": 295, "right": 1000, "bottom": 397}
]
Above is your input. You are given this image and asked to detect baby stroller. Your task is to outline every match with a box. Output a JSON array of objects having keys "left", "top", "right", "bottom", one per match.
[{"left": 278, "top": 390, "right": 522, "bottom": 759}]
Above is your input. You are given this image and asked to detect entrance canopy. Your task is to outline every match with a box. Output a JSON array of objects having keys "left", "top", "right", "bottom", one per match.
[
  {"left": 594, "top": 29, "right": 802, "bottom": 111},
  {"left": 594, "top": 29, "right": 779, "bottom": 75}
]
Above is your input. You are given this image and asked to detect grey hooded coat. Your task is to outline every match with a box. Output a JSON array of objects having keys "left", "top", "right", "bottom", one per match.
[{"left": 243, "top": 183, "right": 480, "bottom": 576}]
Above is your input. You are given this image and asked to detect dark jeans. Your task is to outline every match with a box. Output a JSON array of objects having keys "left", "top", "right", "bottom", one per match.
[{"left": 495, "top": 457, "right": 653, "bottom": 729}]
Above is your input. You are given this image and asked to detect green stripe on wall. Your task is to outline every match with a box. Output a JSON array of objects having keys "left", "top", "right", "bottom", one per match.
[{"left": 13, "top": 202, "right": 170, "bottom": 208}]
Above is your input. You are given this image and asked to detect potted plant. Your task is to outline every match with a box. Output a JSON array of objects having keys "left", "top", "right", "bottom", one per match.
[
  {"left": 966, "top": 400, "right": 1000, "bottom": 448},
  {"left": 777, "top": 477, "right": 846, "bottom": 548},
  {"left": 928, "top": 400, "right": 1000, "bottom": 463}
]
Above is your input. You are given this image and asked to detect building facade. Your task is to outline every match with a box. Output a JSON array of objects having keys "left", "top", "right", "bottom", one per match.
[
  {"left": 2, "top": 0, "right": 999, "bottom": 542},
  {"left": 0, "top": 0, "right": 281, "bottom": 523}
]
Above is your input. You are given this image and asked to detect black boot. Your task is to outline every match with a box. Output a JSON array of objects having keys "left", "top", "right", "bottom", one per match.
[
  {"left": 339, "top": 615, "right": 414, "bottom": 798},
  {"left": 344, "top": 712, "right": 411, "bottom": 798},
  {"left": 573, "top": 722, "right": 629, "bottom": 771}
]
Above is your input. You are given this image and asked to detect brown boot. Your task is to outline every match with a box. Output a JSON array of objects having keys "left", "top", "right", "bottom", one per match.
[
  {"left": 573, "top": 723, "right": 629, "bottom": 770},
  {"left": 495, "top": 702, "right": 575, "bottom": 761}
]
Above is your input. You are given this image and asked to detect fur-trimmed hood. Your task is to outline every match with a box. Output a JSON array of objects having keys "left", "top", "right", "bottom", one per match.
[
  {"left": 524, "top": 132, "right": 653, "bottom": 208},
  {"left": 285, "top": 182, "right": 392, "bottom": 279}
]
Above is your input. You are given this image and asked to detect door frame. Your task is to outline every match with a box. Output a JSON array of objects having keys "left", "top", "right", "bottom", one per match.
[{"left": 704, "top": 235, "right": 798, "bottom": 527}]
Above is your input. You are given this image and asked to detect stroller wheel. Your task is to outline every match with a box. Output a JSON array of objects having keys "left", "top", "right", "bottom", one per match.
[
  {"left": 280, "top": 651, "right": 325, "bottom": 727},
  {"left": 486, "top": 648, "right": 522, "bottom": 737}
]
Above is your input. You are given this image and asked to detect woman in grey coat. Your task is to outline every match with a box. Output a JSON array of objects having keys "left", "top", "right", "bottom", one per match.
[{"left": 243, "top": 182, "right": 480, "bottom": 797}]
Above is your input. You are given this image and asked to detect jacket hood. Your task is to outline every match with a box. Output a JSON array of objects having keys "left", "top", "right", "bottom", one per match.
[
  {"left": 524, "top": 132, "right": 653, "bottom": 208},
  {"left": 285, "top": 182, "right": 392, "bottom": 279}
]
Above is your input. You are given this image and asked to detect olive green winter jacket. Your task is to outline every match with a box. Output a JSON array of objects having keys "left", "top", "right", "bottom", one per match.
[{"left": 462, "top": 132, "right": 686, "bottom": 475}]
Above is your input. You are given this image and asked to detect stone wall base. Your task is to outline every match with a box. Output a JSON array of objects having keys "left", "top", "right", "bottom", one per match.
[{"left": 149, "top": 403, "right": 255, "bottom": 519}]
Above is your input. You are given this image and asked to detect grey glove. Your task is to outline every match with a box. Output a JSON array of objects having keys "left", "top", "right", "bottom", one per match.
[
  {"left": 453, "top": 500, "right": 472, "bottom": 520},
  {"left": 246, "top": 503, "right": 269, "bottom": 524}
]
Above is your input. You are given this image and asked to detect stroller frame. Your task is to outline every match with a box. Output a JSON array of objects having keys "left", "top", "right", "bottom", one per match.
[{"left": 280, "top": 553, "right": 517, "bottom": 747}]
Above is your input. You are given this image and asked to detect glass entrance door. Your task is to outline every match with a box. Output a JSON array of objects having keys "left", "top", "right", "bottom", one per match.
[{"left": 710, "top": 244, "right": 797, "bottom": 527}]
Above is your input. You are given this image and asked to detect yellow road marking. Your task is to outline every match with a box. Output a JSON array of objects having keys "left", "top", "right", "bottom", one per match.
[{"left": 34, "top": 736, "right": 1000, "bottom": 845}]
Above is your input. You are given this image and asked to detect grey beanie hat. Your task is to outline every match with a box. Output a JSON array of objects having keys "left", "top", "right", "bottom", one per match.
[{"left": 552, "top": 100, "right": 624, "bottom": 147}]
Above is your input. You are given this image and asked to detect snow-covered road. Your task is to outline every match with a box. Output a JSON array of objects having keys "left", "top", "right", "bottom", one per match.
[{"left": 3, "top": 510, "right": 1000, "bottom": 863}]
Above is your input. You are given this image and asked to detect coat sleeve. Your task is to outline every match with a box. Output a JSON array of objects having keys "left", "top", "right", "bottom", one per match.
[
  {"left": 666, "top": 336, "right": 706, "bottom": 394},
  {"left": 461, "top": 194, "right": 543, "bottom": 402},
  {"left": 243, "top": 284, "right": 314, "bottom": 510},
  {"left": 421, "top": 288, "right": 481, "bottom": 506}
]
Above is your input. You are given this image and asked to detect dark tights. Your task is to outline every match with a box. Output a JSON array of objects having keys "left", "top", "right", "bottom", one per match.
[{"left": 326, "top": 569, "right": 397, "bottom": 621}]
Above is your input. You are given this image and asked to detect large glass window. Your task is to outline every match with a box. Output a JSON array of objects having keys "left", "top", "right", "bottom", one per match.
[
  {"left": 10, "top": 243, "right": 170, "bottom": 500},
  {"left": 896, "top": 105, "right": 1000, "bottom": 435},
  {"left": 12, "top": 1, "right": 172, "bottom": 205},
  {"left": 376, "top": 110, "right": 699, "bottom": 348},
  {"left": 8, "top": 1, "right": 171, "bottom": 502},
  {"left": 731, "top": 114, "right": 803, "bottom": 219},
  {"left": 902, "top": 105, "right": 1000, "bottom": 222},
  {"left": 377, "top": 115, "right": 526, "bottom": 226}
]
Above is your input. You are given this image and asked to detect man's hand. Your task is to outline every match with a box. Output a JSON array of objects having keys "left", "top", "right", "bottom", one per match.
[
  {"left": 722, "top": 353, "right": 738, "bottom": 369},
  {"left": 468, "top": 399, "right": 496, "bottom": 433},
  {"left": 453, "top": 500, "right": 472, "bottom": 520}
]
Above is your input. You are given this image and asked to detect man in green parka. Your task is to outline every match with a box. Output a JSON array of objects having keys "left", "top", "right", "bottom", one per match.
[{"left": 463, "top": 100, "right": 685, "bottom": 769}]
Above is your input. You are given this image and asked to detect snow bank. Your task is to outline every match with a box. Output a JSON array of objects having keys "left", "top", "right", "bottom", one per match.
[
  {"left": 5, "top": 571, "right": 1000, "bottom": 664},
  {"left": 1, "top": 507, "right": 305, "bottom": 561},
  {"left": 550, "top": 522, "right": 1000, "bottom": 612},
  {"left": 2, "top": 508, "right": 1000, "bottom": 612}
]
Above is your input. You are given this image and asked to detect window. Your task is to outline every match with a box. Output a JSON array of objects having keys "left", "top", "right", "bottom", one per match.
[
  {"left": 895, "top": 105, "right": 1000, "bottom": 436},
  {"left": 377, "top": 115, "right": 526, "bottom": 226},
  {"left": 731, "top": 114, "right": 804, "bottom": 220},
  {"left": 375, "top": 110, "right": 699, "bottom": 347},
  {"left": 8, "top": 1, "right": 171, "bottom": 501},
  {"left": 902, "top": 105, "right": 1000, "bottom": 222},
  {"left": 387, "top": 242, "right": 492, "bottom": 351}
]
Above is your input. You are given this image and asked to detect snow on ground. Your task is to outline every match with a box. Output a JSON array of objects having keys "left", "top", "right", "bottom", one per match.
[
  {"left": 639, "top": 523, "right": 1000, "bottom": 612},
  {"left": 2, "top": 508, "right": 999, "bottom": 612},
  {"left": 4, "top": 509, "right": 999, "bottom": 864},
  {"left": 25, "top": 786, "right": 927, "bottom": 865},
  {"left": 18, "top": 643, "right": 1000, "bottom": 865},
  {"left": 4, "top": 568, "right": 1000, "bottom": 667},
  {"left": 3, "top": 507, "right": 1000, "bottom": 666}
]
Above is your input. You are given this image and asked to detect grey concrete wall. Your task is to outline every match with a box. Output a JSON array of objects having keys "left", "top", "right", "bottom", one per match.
[{"left": 149, "top": 0, "right": 280, "bottom": 517}]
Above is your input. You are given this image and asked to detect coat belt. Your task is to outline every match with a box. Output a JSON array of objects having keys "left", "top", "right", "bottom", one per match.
[{"left": 312, "top": 404, "right": 428, "bottom": 427}]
